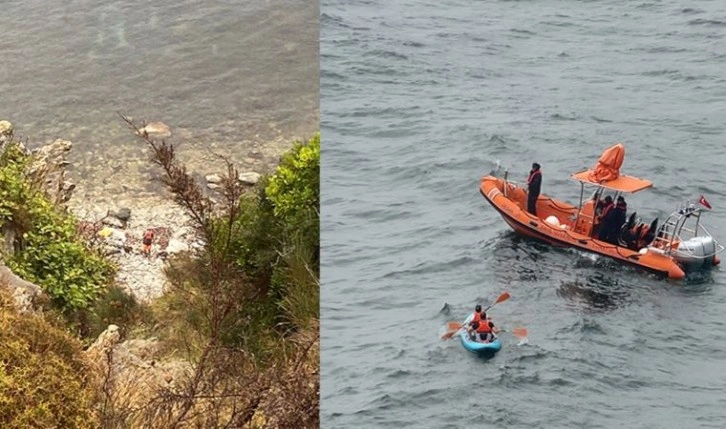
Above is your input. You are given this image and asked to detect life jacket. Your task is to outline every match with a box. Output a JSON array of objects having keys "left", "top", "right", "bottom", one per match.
[
  {"left": 472, "top": 312, "right": 482, "bottom": 322},
  {"left": 527, "top": 169, "right": 541, "bottom": 185},
  {"left": 601, "top": 202, "right": 614, "bottom": 219},
  {"left": 143, "top": 230, "right": 154, "bottom": 245},
  {"left": 636, "top": 224, "right": 649, "bottom": 249},
  {"left": 475, "top": 320, "right": 492, "bottom": 333}
]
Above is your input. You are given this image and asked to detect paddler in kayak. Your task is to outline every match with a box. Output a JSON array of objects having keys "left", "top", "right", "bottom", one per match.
[
  {"left": 468, "top": 312, "right": 500, "bottom": 343},
  {"left": 472, "top": 304, "right": 483, "bottom": 322}
]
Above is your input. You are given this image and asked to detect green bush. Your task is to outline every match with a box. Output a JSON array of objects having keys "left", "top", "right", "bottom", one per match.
[
  {"left": 0, "top": 141, "right": 116, "bottom": 313},
  {"left": 265, "top": 132, "right": 320, "bottom": 226}
]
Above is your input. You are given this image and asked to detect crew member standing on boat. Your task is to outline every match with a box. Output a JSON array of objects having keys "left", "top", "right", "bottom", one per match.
[
  {"left": 596, "top": 195, "right": 614, "bottom": 239},
  {"left": 527, "top": 162, "right": 542, "bottom": 216},
  {"left": 596, "top": 195, "right": 614, "bottom": 219},
  {"left": 610, "top": 196, "right": 628, "bottom": 243},
  {"left": 600, "top": 196, "right": 627, "bottom": 244}
]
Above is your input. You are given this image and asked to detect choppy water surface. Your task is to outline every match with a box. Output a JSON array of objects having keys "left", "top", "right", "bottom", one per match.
[
  {"left": 0, "top": 0, "right": 318, "bottom": 197},
  {"left": 321, "top": 0, "right": 726, "bottom": 427}
]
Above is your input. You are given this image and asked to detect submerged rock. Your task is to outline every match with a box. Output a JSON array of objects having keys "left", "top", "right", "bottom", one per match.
[
  {"left": 238, "top": 172, "right": 261, "bottom": 185},
  {"left": 138, "top": 121, "right": 171, "bottom": 137},
  {"left": 205, "top": 173, "right": 222, "bottom": 184}
]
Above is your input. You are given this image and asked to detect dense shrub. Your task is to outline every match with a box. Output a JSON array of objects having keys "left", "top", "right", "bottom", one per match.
[
  {"left": 0, "top": 291, "right": 98, "bottom": 428},
  {"left": 265, "top": 132, "right": 320, "bottom": 227},
  {"left": 0, "top": 141, "right": 115, "bottom": 313}
]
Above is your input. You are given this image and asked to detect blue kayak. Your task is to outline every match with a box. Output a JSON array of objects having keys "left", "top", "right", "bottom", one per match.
[
  {"left": 458, "top": 313, "right": 502, "bottom": 356},
  {"left": 459, "top": 331, "right": 502, "bottom": 355}
]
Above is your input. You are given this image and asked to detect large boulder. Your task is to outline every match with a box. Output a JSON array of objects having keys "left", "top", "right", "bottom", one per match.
[
  {"left": 0, "top": 120, "right": 13, "bottom": 146},
  {"left": 0, "top": 124, "right": 75, "bottom": 205},
  {"left": 111, "top": 207, "right": 132, "bottom": 222},
  {"left": 27, "top": 139, "right": 76, "bottom": 205},
  {"left": 84, "top": 324, "right": 193, "bottom": 423},
  {"left": 0, "top": 264, "right": 46, "bottom": 312}
]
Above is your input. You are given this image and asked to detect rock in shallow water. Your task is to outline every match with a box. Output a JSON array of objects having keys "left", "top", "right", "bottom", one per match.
[
  {"left": 138, "top": 121, "right": 171, "bottom": 137},
  {"left": 238, "top": 172, "right": 261, "bottom": 185},
  {"left": 205, "top": 173, "right": 222, "bottom": 184}
]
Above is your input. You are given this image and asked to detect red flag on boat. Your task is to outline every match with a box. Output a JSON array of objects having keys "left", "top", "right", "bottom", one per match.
[{"left": 699, "top": 195, "right": 712, "bottom": 210}]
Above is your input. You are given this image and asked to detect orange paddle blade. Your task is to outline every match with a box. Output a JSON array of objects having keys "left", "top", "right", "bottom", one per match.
[
  {"left": 511, "top": 327, "right": 528, "bottom": 339},
  {"left": 441, "top": 330, "right": 457, "bottom": 340},
  {"left": 485, "top": 292, "right": 511, "bottom": 311},
  {"left": 495, "top": 291, "right": 511, "bottom": 304},
  {"left": 441, "top": 321, "right": 464, "bottom": 340},
  {"left": 447, "top": 322, "right": 462, "bottom": 331}
]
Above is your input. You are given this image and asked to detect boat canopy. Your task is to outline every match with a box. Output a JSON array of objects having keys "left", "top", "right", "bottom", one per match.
[
  {"left": 571, "top": 170, "right": 653, "bottom": 193},
  {"left": 569, "top": 143, "right": 653, "bottom": 193}
]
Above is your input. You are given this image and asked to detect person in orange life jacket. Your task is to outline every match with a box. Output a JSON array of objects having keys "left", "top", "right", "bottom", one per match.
[
  {"left": 468, "top": 312, "right": 499, "bottom": 343},
  {"left": 471, "top": 304, "right": 483, "bottom": 323},
  {"left": 600, "top": 196, "right": 627, "bottom": 244},
  {"left": 527, "top": 163, "right": 542, "bottom": 216},
  {"left": 142, "top": 228, "right": 155, "bottom": 256},
  {"left": 596, "top": 195, "right": 613, "bottom": 219}
]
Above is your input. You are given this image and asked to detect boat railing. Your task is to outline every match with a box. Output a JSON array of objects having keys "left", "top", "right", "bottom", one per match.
[
  {"left": 650, "top": 202, "right": 724, "bottom": 258},
  {"left": 500, "top": 169, "right": 527, "bottom": 197}
]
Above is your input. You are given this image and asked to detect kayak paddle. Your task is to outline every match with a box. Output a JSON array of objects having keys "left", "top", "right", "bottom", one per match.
[{"left": 511, "top": 327, "right": 528, "bottom": 339}]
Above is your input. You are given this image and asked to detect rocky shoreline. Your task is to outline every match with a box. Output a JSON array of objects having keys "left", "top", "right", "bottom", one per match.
[
  {"left": 1, "top": 119, "right": 317, "bottom": 422},
  {"left": 1, "top": 119, "right": 283, "bottom": 305}
]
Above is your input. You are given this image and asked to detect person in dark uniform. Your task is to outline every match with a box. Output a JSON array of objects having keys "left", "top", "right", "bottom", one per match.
[
  {"left": 596, "top": 195, "right": 613, "bottom": 219},
  {"left": 600, "top": 196, "right": 627, "bottom": 244},
  {"left": 527, "top": 162, "right": 542, "bottom": 216},
  {"left": 595, "top": 195, "right": 614, "bottom": 239}
]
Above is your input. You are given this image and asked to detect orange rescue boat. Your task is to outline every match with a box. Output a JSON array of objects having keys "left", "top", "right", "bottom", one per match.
[{"left": 480, "top": 144, "right": 723, "bottom": 279}]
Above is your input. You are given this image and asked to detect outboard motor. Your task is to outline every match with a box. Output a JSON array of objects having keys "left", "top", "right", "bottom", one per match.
[{"left": 677, "top": 236, "right": 717, "bottom": 270}]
